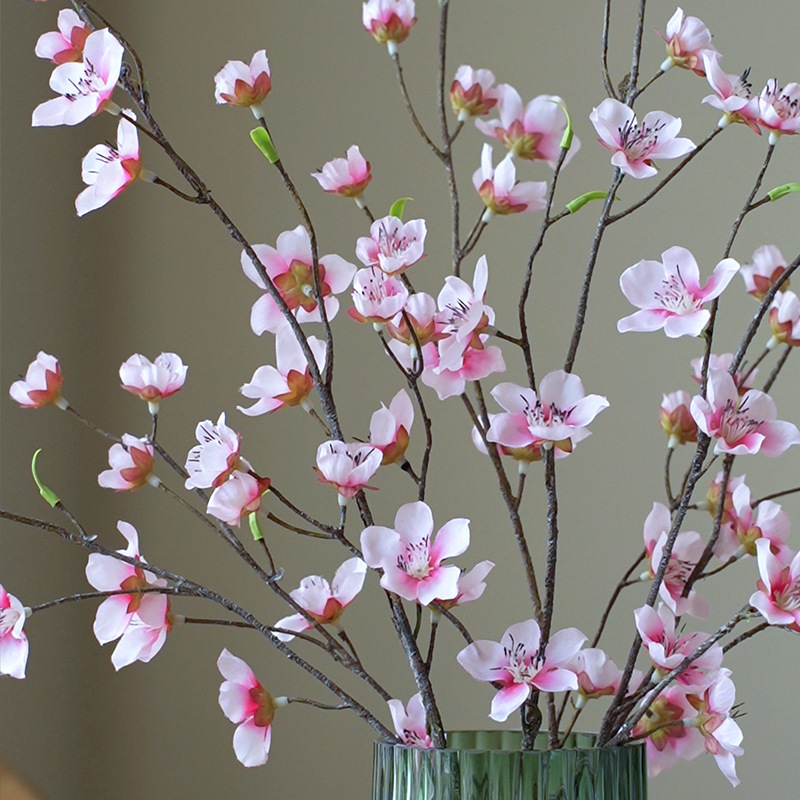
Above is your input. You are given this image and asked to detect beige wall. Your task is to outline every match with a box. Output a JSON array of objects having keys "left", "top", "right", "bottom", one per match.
[{"left": 2, "top": 1, "right": 798, "bottom": 798}]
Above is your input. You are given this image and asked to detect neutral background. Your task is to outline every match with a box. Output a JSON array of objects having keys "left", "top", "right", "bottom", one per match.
[{"left": 2, "top": 1, "right": 798, "bottom": 798}]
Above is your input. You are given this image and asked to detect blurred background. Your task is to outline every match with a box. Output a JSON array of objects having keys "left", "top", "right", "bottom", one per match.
[{"left": 2, "top": 1, "right": 797, "bottom": 798}]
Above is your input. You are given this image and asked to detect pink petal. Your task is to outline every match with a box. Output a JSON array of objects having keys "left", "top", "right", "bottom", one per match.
[{"left": 490, "top": 682, "right": 531, "bottom": 722}]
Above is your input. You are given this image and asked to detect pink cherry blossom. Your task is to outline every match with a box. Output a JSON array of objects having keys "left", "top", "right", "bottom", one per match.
[
  {"left": 348, "top": 267, "right": 409, "bottom": 326},
  {"left": 642, "top": 502, "right": 707, "bottom": 618},
  {"left": 475, "top": 86, "right": 579, "bottom": 167},
  {"left": 311, "top": 145, "right": 371, "bottom": 201},
  {"left": 0, "top": 585, "right": 29, "bottom": 679},
  {"left": 487, "top": 371, "right": 608, "bottom": 455},
  {"left": 213, "top": 50, "right": 272, "bottom": 120},
  {"left": 98, "top": 434, "right": 158, "bottom": 492},
  {"left": 750, "top": 539, "right": 800, "bottom": 631},
  {"left": 701, "top": 52, "right": 761, "bottom": 133},
  {"left": 700, "top": 471, "right": 748, "bottom": 530},
  {"left": 686, "top": 669, "right": 744, "bottom": 787},
  {"left": 369, "top": 389, "right": 414, "bottom": 466},
  {"left": 590, "top": 98, "right": 695, "bottom": 179},
  {"left": 184, "top": 413, "right": 251, "bottom": 490},
  {"left": 457, "top": 619, "right": 585, "bottom": 722},
  {"left": 238, "top": 329, "right": 326, "bottom": 416},
  {"left": 566, "top": 648, "right": 640, "bottom": 708},
  {"left": 387, "top": 693, "right": 433, "bottom": 748},
  {"left": 690, "top": 369, "right": 800, "bottom": 456},
  {"left": 32, "top": 28, "right": 123, "bottom": 126},
  {"left": 242, "top": 226, "right": 356, "bottom": 335},
  {"left": 618, "top": 246, "right": 739, "bottom": 337},
  {"left": 355, "top": 216, "right": 426, "bottom": 276},
  {"left": 385, "top": 291, "right": 441, "bottom": 351},
  {"left": 660, "top": 390, "right": 698, "bottom": 448},
  {"left": 472, "top": 145, "right": 547, "bottom": 221},
  {"left": 119, "top": 352, "right": 187, "bottom": 413},
  {"left": 207, "top": 471, "right": 271, "bottom": 527},
  {"left": 76, "top": 113, "right": 151, "bottom": 216},
  {"left": 740, "top": 244, "right": 788, "bottom": 300},
  {"left": 361, "top": 501, "right": 470, "bottom": 606},
  {"left": 84, "top": 521, "right": 171, "bottom": 670},
  {"left": 436, "top": 561, "right": 495, "bottom": 609},
  {"left": 757, "top": 78, "right": 800, "bottom": 143},
  {"left": 634, "top": 604, "right": 721, "bottom": 689},
  {"left": 273, "top": 557, "right": 367, "bottom": 642},
  {"left": 217, "top": 648, "right": 285, "bottom": 767},
  {"left": 658, "top": 7, "right": 716, "bottom": 74},
  {"left": 690, "top": 353, "right": 755, "bottom": 393},
  {"left": 633, "top": 685, "right": 705, "bottom": 778},
  {"left": 9, "top": 351, "right": 66, "bottom": 409},
  {"left": 450, "top": 65, "right": 500, "bottom": 121},
  {"left": 314, "top": 441, "right": 382, "bottom": 503},
  {"left": 768, "top": 290, "right": 800, "bottom": 348},
  {"left": 35, "top": 9, "right": 90, "bottom": 64},
  {"left": 362, "top": 0, "right": 416, "bottom": 55},
  {"left": 418, "top": 337, "right": 506, "bottom": 401}
]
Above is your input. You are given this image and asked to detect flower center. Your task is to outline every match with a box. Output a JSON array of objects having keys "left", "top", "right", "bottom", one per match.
[
  {"left": 775, "top": 573, "right": 800, "bottom": 612},
  {"left": 522, "top": 395, "right": 569, "bottom": 430},
  {"left": 376, "top": 223, "right": 415, "bottom": 258},
  {"left": 618, "top": 117, "right": 666, "bottom": 160},
  {"left": 718, "top": 398, "right": 762, "bottom": 444},
  {"left": 499, "top": 635, "right": 537, "bottom": 683},
  {"left": 654, "top": 269, "right": 699, "bottom": 313},
  {"left": 398, "top": 537, "right": 432, "bottom": 580},
  {"left": 0, "top": 607, "right": 21, "bottom": 636}
]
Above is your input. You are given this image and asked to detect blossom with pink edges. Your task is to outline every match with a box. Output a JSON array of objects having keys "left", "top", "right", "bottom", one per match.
[
  {"left": 700, "top": 471, "right": 748, "bottom": 530},
  {"left": 457, "top": 619, "right": 585, "bottom": 722},
  {"left": 590, "top": 98, "right": 695, "bottom": 179},
  {"left": 642, "top": 502, "right": 708, "bottom": 618},
  {"left": 768, "top": 290, "right": 800, "bottom": 348},
  {"left": 750, "top": 539, "right": 800, "bottom": 631},
  {"left": 658, "top": 7, "right": 716, "bottom": 74},
  {"left": 385, "top": 291, "right": 441, "bottom": 351},
  {"left": 242, "top": 225, "right": 356, "bottom": 335},
  {"left": 98, "top": 434, "right": 157, "bottom": 491},
  {"left": 686, "top": 669, "right": 744, "bottom": 787},
  {"left": 418, "top": 336, "right": 506, "bottom": 401},
  {"left": 740, "top": 244, "right": 788, "bottom": 300},
  {"left": 757, "top": 79, "right": 800, "bottom": 143},
  {"left": 634, "top": 604, "right": 721, "bottom": 689},
  {"left": 618, "top": 246, "right": 739, "bottom": 337},
  {"left": 660, "top": 390, "right": 697, "bottom": 449},
  {"left": 450, "top": 65, "right": 500, "bottom": 121},
  {"left": 207, "top": 471, "right": 271, "bottom": 526},
  {"left": 184, "top": 413, "right": 250, "bottom": 490},
  {"left": 273, "top": 557, "right": 367, "bottom": 642},
  {"left": 690, "top": 369, "right": 800, "bottom": 456},
  {"left": 0, "top": 585, "right": 29, "bottom": 679},
  {"left": 238, "top": 329, "right": 325, "bottom": 417},
  {"left": 476, "top": 86, "right": 579, "bottom": 167},
  {"left": 355, "top": 215, "right": 426, "bottom": 276},
  {"left": 77, "top": 113, "right": 151, "bottom": 216},
  {"left": 311, "top": 145, "right": 371, "bottom": 200},
  {"left": 213, "top": 50, "right": 272, "bottom": 120},
  {"left": 85, "top": 521, "right": 171, "bottom": 670},
  {"left": 32, "top": 28, "right": 123, "bottom": 126},
  {"left": 472, "top": 144, "right": 547, "bottom": 221},
  {"left": 349, "top": 267, "right": 409, "bottom": 326},
  {"left": 701, "top": 52, "right": 760, "bottom": 132},
  {"left": 566, "top": 648, "right": 640, "bottom": 708},
  {"left": 487, "top": 371, "right": 608, "bottom": 455},
  {"left": 369, "top": 389, "right": 414, "bottom": 466},
  {"left": 314, "top": 441, "right": 382, "bottom": 503},
  {"left": 9, "top": 351, "right": 66, "bottom": 409},
  {"left": 387, "top": 693, "right": 433, "bottom": 748},
  {"left": 436, "top": 561, "right": 495, "bottom": 609},
  {"left": 633, "top": 685, "right": 705, "bottom": 778},
  {"left": 362, "top": 0, "right": 416, "bottom": 55},
  {"left": 690, "top": 353, "right": 755, "bottom": 393},
  {"left": 217, "top": 648, "right": 286, "bottom": 767},
  {"left": 361, "top": 501, "right": 470, "bottom": 605},
  {"left": 35, "top": 8, "right": 90, "bottom": 64},
  {"left": 119, "top": 352, "right": 187, "bottom": 413}
]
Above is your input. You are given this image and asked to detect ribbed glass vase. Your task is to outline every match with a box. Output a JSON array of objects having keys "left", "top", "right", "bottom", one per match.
[{"left": 372, "top": 730, "right": 647, "bottom": 800}]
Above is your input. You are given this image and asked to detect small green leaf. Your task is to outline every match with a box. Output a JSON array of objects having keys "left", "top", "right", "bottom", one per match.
[
  {"left": 768, "top": 182, "right": 800, "bottom": 202},
  {"left": 31, "top": 449, "right": 60, "bottom": 508},
  {"left": 565, "top": 190, "right": 608, "bottom": 214},
  {"left": 250, "top": 127, "right": 279, "bottom": 163},
  {"left": 548, "top": 100, "right": 573, "bottom": 151},
  {"left": 389, "top": 197, "right": 413, "bottom": 220},
  {"left": 248, "top": 511, "right": 264, "bottom": 542}
]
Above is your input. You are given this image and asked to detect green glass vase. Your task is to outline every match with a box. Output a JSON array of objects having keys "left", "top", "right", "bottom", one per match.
[{"left": 372, "top": 730, "right": 647, "bottom": 800}]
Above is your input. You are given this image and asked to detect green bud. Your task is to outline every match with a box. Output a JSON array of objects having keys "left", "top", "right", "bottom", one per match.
[
  {"left": 250, "top": 127, "right": 279, "bottom": 163},
  {"left": 565, "top": 190, "right": 608, "bottom": 214},
  {"left": 31, "top": 449, "right": 60, "bottom": 508},
  {"left": 768, "top": 182, "right": 800, "bottom": 202},
  {"left": 248, "top": 511, "right": 264, "bottom": 542}
]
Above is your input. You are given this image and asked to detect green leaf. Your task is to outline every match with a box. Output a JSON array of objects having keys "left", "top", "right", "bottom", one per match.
[
  {"left": 768, "top": 182, "right": 800, "bottom": 202},
  {"left": 248, "top": 511, "right": 264, "bottom": 542},
  {"left": 388, "top": 197, "right": 413, "bottom": 220},
  {"left": 565, "top": 190, "right": 608, "bottom": 214},
  {"left": 31, "top": 449, "right": 60, "bottom": 508},
  {"left": 548, "top": 99, "right": 573, "bottom": 151},
  {"left": 250, "top": 127, "right": 279, "bottom": 163}
]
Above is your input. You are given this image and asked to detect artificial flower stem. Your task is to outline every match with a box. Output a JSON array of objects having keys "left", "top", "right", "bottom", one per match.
[
  {"left": 762, "top": 343, "right": 792, "bottom": 393},
  {"left": 390, "top": 52, "right": 442, "bottom": 159},
  {"left": 62, "top": 402, "right": 121, "bottom": 442}
]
